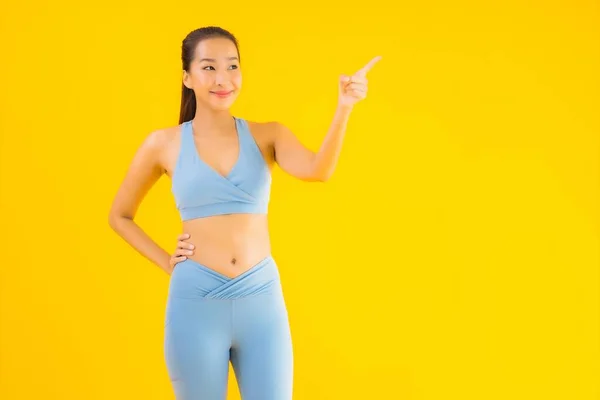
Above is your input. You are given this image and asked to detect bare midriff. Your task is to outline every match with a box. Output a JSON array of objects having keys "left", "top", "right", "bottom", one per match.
[{"left": 180, "top": 213, "right": 271, "bottom": 278}]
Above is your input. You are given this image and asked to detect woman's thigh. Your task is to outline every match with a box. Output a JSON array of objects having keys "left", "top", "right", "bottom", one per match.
[
  {"left": 230, "top": 292, "right": 294, "bottom": 400},
  {"left": 164, "top": 298, "right": 232, "bottom": 400}
]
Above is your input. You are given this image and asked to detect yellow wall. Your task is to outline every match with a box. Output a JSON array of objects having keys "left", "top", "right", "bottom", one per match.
[{"left": 1, "top": 1, "right": 598, "bottom": 399}]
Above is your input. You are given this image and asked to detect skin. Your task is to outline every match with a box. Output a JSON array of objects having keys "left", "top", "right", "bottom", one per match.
[{"left": 108, "top": 36, "right": 381, "bottom": 278}]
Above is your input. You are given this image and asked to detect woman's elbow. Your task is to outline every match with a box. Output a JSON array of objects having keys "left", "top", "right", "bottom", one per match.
[
  {"left": 312, "top": 169, "right": 333, "bottom": 182},
  {"left": 108, "top": 209, "right": 132, "bottom": 231},
  {"left": 108, "top": 213, "right": 122, "bottom": 231}
]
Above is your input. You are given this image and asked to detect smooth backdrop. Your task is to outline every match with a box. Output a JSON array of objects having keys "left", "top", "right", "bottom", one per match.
[{"left": 1, "top": 0, "right": 598, "bottom": 399}]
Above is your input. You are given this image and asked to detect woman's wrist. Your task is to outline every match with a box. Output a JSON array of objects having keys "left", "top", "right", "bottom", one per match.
[
  {"left": 158, "top": 252, "right": 172, "bottom": 273},
  {"left": 336, "top": 103, "right": 354, "bottom": 114}
]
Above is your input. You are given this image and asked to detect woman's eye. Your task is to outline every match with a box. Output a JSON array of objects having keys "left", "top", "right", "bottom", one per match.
[{"left": 203, "top": 65, "right": 238, "bottom": 71}]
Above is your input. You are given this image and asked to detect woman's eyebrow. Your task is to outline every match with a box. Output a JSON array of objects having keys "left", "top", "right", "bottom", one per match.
[{"left": 199, "top": 57, "right": 239, "bottom": 62}]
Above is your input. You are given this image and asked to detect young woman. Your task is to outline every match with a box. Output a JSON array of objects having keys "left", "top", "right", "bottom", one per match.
[{"left": 108, "top": 26, "right": 380, "bottom": 400}]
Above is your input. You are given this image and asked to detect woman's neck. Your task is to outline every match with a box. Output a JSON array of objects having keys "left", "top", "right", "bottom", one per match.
[{"left": 191, "top": 107, "right": 234, "bottom": 135}]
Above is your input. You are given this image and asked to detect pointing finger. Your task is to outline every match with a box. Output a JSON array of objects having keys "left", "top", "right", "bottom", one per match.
[{"left": 354, "top": 55, "right": 382, "bottom": 78}]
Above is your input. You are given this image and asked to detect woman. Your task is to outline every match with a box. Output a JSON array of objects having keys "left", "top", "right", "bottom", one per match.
[{"left": 108, "top": 26, "right": 380, "bottom": 400}]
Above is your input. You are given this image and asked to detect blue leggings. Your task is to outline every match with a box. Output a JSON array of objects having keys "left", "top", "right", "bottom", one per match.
[{"left": 164, "top": 255, "right": 293, "bottom": 400}]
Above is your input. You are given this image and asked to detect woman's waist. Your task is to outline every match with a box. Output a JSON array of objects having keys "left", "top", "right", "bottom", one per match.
[
  {"left": 180, "top": 241, "right": 272, "bottom": 281},
  {"left": 182, "top": 214, "right": 269, "bottom": 243},
  {"left": 181, "top": 214, "right": 271, "bottom": 271}
]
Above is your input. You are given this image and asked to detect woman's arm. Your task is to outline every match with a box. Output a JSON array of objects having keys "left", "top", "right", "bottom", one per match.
[
  {"left": 271, "top": 104, "right": 353, "bottom": 182},
  {"left": 272, "top": 55, "right": 381, "bottom": 182},
  {"left": 108, "top": 129, "right": 172, "bottom": 274}
]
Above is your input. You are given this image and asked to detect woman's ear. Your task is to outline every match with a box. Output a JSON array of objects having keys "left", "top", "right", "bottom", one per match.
[{"left": 182, "top": 70, "right": 192, "bottom": 89}]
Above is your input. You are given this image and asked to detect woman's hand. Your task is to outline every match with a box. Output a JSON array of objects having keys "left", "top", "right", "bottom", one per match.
[
  {"left": 338, "top": 55, "right": 382, "bottom": 109},
  {"left": 168, "top": 233, "right": 195, "bottom": 274}
]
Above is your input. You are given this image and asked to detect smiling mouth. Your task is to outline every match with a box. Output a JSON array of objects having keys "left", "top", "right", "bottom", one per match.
[{"left": 211, "top": 91, "right": 233, "bottom": 96}]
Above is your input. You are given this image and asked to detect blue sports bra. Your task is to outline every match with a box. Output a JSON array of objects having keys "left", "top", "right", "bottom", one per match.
[{"left": 171, "top": 116, "right": 271, "bottom": 221}]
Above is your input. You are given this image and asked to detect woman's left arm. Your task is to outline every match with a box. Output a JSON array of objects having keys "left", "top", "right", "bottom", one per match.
[{"left": 272, "top": 56, "right": 382, "bottom": 182}]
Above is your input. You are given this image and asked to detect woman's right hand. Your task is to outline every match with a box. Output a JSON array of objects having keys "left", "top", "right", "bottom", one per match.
[{"left": 168, "top": 233, "right": 195, "bottom": 274}]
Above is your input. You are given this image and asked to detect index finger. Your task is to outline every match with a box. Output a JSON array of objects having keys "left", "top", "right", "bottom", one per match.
[{"left": 354, "top": 55, "right": 382, "bottom": 77}]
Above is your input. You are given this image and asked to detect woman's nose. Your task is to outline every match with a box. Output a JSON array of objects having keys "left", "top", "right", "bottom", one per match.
[{"left": 214, "top": 71, "right": 230, "bottom": 85}]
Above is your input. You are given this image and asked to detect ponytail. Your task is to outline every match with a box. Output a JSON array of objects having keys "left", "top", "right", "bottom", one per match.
[{"left": 179, "top": 83, "right": 196, "bottom": 124}]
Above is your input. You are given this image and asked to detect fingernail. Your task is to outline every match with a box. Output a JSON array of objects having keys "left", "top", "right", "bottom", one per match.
[{"left": 191, "top": 245, "right": 195, "bottom": 249}]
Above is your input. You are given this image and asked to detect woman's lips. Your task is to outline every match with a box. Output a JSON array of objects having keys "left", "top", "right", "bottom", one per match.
[{"left": 210, "top": 90, "right": 233, "bottom": 98}]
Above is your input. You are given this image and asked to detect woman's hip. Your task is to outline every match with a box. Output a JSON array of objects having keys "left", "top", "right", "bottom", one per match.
[{"left": 166, "top": 254, "right": 283, "bottom": 301}]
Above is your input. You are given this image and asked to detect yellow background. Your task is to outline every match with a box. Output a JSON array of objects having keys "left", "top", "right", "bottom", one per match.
[{"left": 1, "top": 0, "right": 598, "bottom": 399}]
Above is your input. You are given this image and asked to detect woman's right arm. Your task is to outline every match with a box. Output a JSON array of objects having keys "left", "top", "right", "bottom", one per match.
[{"left": 108, "top": 129, "right": 173, "bottom": 275}]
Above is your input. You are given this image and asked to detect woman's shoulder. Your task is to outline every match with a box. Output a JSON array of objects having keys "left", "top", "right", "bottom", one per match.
[
  {"left": 136, "top": 124, "right": 182, "bottom": 168},
  {"left": 138, "top": 123, "right": 185, "bottom": 178},
  {"left": 243, "top": 119, "right": 282, "bottom": 164},
  {"left": 245, "top": 119, "right": 286, "bottom": 142},
  {"left": 144, "top": 123, "right": 182, "bottom": 148}
]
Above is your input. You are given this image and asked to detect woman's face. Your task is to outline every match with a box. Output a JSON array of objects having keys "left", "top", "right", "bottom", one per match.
[{"left": 183, "top": 37, "right": 242, "bottom": 111}]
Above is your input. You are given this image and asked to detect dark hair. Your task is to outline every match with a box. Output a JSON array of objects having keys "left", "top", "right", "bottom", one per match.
[{"left": 179, "top": 26, "right": 241, "bottom": 124}]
